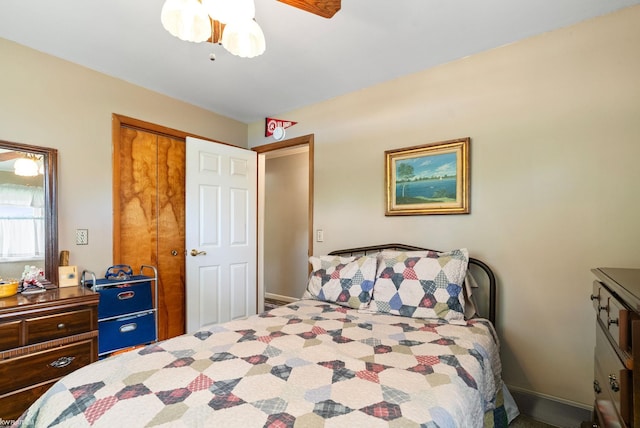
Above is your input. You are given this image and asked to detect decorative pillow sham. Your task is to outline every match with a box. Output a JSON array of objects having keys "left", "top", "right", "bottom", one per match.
[
  {"left": 377, "top": 249, "right": 479, "bottom": 319},
  {"left": 303, "top": 255, "right": 377, "bottom": 309},
  {"left": 370, "top": 249, "right": 469, "bottom": 320}
]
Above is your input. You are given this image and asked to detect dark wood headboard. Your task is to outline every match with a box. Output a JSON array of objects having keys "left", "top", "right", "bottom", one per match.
[{"left": 328, "top": 243, "right": 496, "bottom": 324}]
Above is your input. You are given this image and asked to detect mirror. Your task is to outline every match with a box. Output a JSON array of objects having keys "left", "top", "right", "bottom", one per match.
[{"left": 0, "top": 140, "right": 58, "bottom": 285}]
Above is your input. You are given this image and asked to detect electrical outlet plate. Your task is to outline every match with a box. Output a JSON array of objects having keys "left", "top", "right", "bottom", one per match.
[{"left": 76, "top": 229, "right": 88, "bottom": 245}]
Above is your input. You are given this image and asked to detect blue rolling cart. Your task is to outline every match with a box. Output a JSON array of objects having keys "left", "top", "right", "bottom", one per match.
[{"left": 82, "top": 265, "right": 158, "bottom": 358}]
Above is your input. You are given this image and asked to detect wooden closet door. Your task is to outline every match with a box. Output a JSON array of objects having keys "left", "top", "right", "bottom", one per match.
[
  {"left": 115, "top": 127, "right": 185, "bottom": 341},
  {"left": 156, "top": 135, "right": 185, "bottom": 339}
]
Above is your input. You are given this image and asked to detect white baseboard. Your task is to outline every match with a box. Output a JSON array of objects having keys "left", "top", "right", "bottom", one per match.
[
  {"left": 265, "top": 292, "right": 297, "bottom": 303},
  {"left": 507, "top": 385, "right": 593, "bottom": 427}
]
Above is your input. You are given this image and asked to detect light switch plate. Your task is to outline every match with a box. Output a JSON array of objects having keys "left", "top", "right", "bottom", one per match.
[{"left": 76, "top": 229, "right": 88, "bottom": 245}]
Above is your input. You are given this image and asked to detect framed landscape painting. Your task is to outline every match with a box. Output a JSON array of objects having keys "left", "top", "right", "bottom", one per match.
[{"left": 385, "top": 137, "right": 470, "bottom": 215}]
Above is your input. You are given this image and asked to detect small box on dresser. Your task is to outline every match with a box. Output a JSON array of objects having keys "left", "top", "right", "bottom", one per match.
[
  {"left": 591, "top": 268, "right": 640, "bottom": 428},
  {"left": 0, "top": 286, "right": 99, "bottom": 421}
]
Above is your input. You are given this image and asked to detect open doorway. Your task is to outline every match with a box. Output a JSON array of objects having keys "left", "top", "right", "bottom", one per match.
[{"left": 254, "top": 135, "right": 314, "bottom": 312}]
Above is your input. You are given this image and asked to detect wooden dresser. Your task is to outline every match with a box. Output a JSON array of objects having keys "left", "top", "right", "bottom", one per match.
[
  {"left": 591, "top": 268, "right": 640, "bottom": 427},
  {"left": 0, "top": 286, "right": 99, "bottom": 421}
]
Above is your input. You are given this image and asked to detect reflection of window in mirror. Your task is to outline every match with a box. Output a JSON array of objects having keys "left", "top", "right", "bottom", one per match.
[{"left": 0, "top": 149, "right": 46, "bottom": 281}]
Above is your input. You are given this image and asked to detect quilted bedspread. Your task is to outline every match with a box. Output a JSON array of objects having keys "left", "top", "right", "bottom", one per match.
[{"left": 18, "top": 300, "right": 507, "bottom": 427}]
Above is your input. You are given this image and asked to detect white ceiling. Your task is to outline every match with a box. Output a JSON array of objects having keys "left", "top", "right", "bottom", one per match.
[{"left": 1, "top": 0, "right": 639, "bottom": 124}]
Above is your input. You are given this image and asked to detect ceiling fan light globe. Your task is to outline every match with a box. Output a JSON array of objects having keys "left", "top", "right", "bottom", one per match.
[
  {"left": 161, "top": 0, "right": 211, "bottom": 43},
  {"left": 222, "top": 19, "right": 266, "bottom": 58},
  {"left": 202, "top": 0, "right": 255, "bottom": 24}
]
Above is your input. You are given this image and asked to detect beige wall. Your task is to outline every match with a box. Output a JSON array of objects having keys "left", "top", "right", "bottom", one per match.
[
  {"left": 0, "top": 38, "right": 247, "bottom": 275},
  {"left": 249, "top": 6, "right": 640, "bottom": 406}
]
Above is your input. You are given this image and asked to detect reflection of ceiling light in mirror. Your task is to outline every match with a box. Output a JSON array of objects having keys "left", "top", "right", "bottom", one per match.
[{"left": 14, "top": 157, "right": 39, "bottom": 176}]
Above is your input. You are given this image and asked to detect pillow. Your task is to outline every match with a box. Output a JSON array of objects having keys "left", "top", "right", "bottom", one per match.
[
  {"left": 461, "top": 269, "right": 480, "bottom": 319},
  {"left": 370, "top": 249, "right": 469, "bottom": 320},
  {"left": 377, "top": 249, "right": 479, "bottom": 319},
  {"left": 303, "top": 255, "right": 377, "bottom": 309}
]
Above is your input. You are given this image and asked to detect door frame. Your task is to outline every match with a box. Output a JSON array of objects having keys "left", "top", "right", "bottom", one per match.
[{"left": 253, "top": 134, "right": 314, "bottom": 313}]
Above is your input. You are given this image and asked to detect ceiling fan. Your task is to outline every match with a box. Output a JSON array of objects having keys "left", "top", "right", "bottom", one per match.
[
  {"left": 277, "top": 0, "right": 341, "bottom": 19},
  {"left": 0, "top": 150, "right": 21, "bottom": 162},
  {"left": 161, "top": 0, "right": 341, "bottom": 58}
]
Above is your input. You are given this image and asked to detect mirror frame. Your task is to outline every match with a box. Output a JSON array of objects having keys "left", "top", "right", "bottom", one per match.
[{"left": 0, "top": 140, "right": 58, "bottom": 285}]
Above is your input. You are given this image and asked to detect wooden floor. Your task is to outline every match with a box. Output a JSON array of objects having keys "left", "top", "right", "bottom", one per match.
[
  {"left": 264, "top": 298, "right": 290, "bottom": 311},
  {"left": 510, "top": 414, "right": 557, "bottom": 427}
]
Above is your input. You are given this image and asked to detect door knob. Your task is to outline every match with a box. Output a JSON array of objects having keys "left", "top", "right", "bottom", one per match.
[{"left": 190, "top": 249, "right": 207, "bottom": 257}]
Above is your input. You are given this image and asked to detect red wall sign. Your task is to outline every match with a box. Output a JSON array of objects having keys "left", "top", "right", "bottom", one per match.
[{"left": 265, "top": 117, "right": 298, "bottom": 137}]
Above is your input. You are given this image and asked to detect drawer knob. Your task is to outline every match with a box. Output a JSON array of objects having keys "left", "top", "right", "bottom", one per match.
[
  {"left": 608, "top": 318, "right": 619, "bottom": 327},
  {"left": 57, "top": 323, "right": 66, "bottom": 329},
  {"left": 593, "top": 380, "right": 601, "bottom": 394},
  {"left": 50, "top": 356, "right": 75, "bottom": 369},
  {"left": 608, "top": 374, "right": 620, "bottom": 392},
  {"left": 590, "top": 294, "right": 600, "bottom": 302},
  {"left": 598, "top": 304, "right": 608, "bottom": 313}
]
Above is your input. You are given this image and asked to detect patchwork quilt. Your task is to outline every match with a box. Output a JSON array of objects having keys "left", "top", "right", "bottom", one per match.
[{"left": 17, "top": 300, "right": 508, "bottom": 427}]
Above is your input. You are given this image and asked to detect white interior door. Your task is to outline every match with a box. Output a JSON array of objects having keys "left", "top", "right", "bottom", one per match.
[{"left": 185, "top": 136, "right": 257, "bottom": 333}]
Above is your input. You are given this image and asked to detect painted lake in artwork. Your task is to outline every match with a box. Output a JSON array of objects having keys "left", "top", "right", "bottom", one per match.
[
  {"left": 395, "top": 178, "right": 457, "bottom": 204},
  {"left": 395, "top": 152, "right": 457, "bottom": 204}
]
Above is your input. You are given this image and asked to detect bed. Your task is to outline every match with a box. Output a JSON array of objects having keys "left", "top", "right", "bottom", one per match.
[{"left": 16, "top": 244, "right": 518, "bottom": 427}]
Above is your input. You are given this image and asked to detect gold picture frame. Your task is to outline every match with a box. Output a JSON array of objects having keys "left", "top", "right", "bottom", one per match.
[{"left": 385, "top": 137, "right": 470, "bottom": 216}]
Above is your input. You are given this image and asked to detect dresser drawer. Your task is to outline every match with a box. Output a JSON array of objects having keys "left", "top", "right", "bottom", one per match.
[
  {"left": 592, "top": 281, "right": 610, "bottom": 323},
  {"left": 25, "top": 308, "right": 94, "bottom": 344},
  {"left": 594, "top": 359, "right": 623, "bottom": 428},
  {"left": 595, "top": 323, "right": 633, "bottom": 426},
  {"left": 98, "top": 311, "right": 155, "bottom": 355},
  {"left": 593, "top": 281, "right": 637, "bottom": 353},
  {"left": 94, "top": 278, "right": 153, "bottom": 319},
  {"left": 0, "top": 319, "right": 22, "bottom": 351},
  {"left": 606, "top": 296, "right": 627, "bottom": 351},
  {"left": 0, "top": 380, "right": 54, "bottom": 420},
  {"left": 0, "top": 339, "right": 95, "bottom": 395}
]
